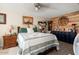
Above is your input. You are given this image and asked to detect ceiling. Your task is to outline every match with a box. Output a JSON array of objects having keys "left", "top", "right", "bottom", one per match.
[{"left": 0, "top": 3, "right": 79, "bottom": 18}]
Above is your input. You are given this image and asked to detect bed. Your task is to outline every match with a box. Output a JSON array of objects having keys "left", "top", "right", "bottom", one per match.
[{"left": 17, "top": 27, "right": 59, "bottom": 55}]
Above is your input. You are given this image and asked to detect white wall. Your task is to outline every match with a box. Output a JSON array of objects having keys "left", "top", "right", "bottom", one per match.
[{"left": 0, "top": 4, "right": 38, "bottom": 36}]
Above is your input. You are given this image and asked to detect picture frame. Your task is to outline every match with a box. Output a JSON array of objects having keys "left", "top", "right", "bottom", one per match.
[
  {"left": 38, "top": 21, "right": 47, "bottom": 27},
  {"left": 23, "top": 16, "right": 33, "bottom": 24},
  {"left": 38, "top": 21, "right": 47, "bottom": 32},
  {"left": 0, "top": 13, "right": 6, "bottom": 24}
]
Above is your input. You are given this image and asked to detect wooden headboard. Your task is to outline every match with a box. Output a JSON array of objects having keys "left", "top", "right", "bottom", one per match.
[
  {"left": 17, "top": 25, "right": 33, "bottom": 33},
  {"left": 17, "top": 26, "right": 20, "bottom": 33}
]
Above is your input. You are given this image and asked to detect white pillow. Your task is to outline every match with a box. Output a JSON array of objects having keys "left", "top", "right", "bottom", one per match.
[{"left": 27, "top": 27, "right": 34, "bottom": 33}]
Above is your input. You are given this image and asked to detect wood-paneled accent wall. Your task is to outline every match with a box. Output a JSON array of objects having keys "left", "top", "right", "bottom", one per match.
[{"left": 50, "top": 11, "right": 79, "bottom": 31}]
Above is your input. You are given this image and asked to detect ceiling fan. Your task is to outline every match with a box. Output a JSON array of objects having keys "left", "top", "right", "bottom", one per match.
[
  {"left": 34, "top": 3, "right": 41, "bottom": 11},
  {"left": 34, "top": 3, "right": 53, "bottom": 11}
]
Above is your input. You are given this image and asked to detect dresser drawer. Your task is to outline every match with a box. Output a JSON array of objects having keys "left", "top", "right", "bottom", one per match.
[
  {"left": 3, "top": 43, "right": 10, "bottom": 49},
  {"left": 10, "top": 36, "right": 17, "bottom": 39},
  {"left": 3, "top": 46, "right": 10, "bottom": 49},
  {"left": 10, "top": 38, "right": 16, "bottom": 42},
  {"left": 3, "top": 42, "right": 17, "bottom": 49},
  {"left": 10, "top": 43, "right": 17, "bottom": 47},
  {"left": 4, "top": 38, "right": 10, "bottom": 43}
]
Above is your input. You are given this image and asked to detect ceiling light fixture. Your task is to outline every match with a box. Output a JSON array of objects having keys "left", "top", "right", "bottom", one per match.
[{"left": 34, "top": 3, "right": 41, "bottom": 11}]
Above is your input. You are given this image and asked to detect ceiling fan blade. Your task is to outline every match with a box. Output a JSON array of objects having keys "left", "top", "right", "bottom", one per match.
[{"left": 40, "top": 3, "right": 50, "bottom": 8}]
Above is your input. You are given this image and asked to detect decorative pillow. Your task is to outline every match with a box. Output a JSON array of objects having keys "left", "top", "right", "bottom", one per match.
[
  {"left": 33, "top": 27, "right": 38, "bottom": 32},
  {"left": 27, "top": 27, "right": 34, "bottom": 33},
  {"left": 19, "top": 28, "right": 27, "bottom": 33}
]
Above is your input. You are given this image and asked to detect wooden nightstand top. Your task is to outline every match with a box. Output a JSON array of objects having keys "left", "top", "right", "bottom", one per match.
[{"left": 3, "top": 35, "right": 17, "bottom": 37}]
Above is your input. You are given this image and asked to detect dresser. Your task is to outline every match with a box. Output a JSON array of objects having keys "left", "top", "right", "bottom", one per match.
[
  {"left": 3, "top": 35, "right": 17, "bottom": 49},
  {"left": 51, "top": 31, "right": 76, "bottom": 44}
]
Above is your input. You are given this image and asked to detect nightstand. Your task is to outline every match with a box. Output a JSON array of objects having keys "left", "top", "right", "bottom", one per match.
[{"left": 3, "top": 35, "right": 17, "bottom": 49}]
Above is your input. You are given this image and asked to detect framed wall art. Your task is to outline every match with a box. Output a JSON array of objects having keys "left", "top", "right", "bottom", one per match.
[
  {"left": 23, "top": 16, "right": 33, "bottom": 24},
  {"left": 0, "top": 13, "right": 6, "bottom": 24}
]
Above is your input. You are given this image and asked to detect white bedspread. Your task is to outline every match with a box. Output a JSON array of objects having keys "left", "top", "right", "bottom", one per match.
[{"left": 17, "top": 32, "right": 59, "bottom": 55}]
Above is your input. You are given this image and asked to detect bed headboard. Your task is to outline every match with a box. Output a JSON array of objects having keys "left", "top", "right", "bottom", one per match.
[
  {"left": 17, "top": 25, "right": 38, "bottom": 33},
  {"left": 17, "top": 26, "right": 28, "bottom": 33},
  {"left": 17, "top": 26, "right": 20, "bottom": 33}
]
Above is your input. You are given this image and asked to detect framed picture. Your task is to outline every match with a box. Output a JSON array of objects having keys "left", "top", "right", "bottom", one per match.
[
  {"left": 23, "top": 16, "right": 33, "bottom": 24},
  {"left": 38, "top": 21, "right": 47, "bottom": 32},
  {"left": 0, "top": 13, "right": 6, "bottom": 24},
  {"left": 38, "top": 21, "right": 47, "bottom": 27}
]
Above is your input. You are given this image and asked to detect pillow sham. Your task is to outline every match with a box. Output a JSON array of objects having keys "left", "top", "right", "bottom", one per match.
[
  {"left": 33, "top": 27, "right": 38, "bottom": 32},
  {"left": 19, "top": 28, "right": 27, "bottom": 33},
  {"left": 27, "top": 27, "right": 34, "bottom": 33}
]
